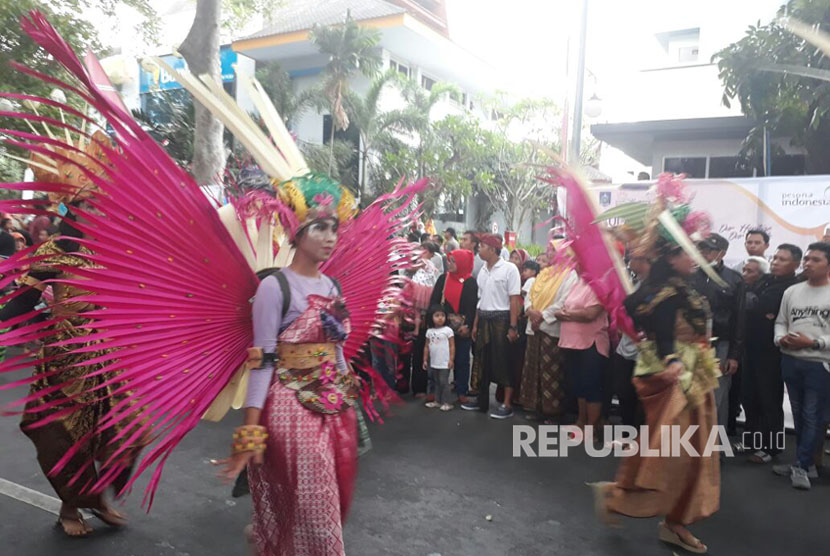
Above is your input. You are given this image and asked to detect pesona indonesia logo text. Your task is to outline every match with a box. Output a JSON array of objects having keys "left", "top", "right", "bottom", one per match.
[
  {"left": 780, "top": 190, "right": 830, "bottom": 207},
  {"left": 513, "top": 425, "right": 734, "bottom": 458}
]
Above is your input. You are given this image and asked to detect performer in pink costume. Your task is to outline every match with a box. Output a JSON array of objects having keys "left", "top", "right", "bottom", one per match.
[{"left": 0, "top": 12, "right": 426, "bottom": 552}]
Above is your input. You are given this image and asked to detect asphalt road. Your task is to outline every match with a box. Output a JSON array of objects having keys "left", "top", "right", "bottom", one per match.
[{"left": 1, "top": 363, "right": 827, "bottom": 556}]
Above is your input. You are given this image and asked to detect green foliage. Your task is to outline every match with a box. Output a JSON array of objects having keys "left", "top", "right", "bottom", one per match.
[
  {"left": 342, "top": 69, "right": 422, "bottom": 202},
  {"left": 713, "top": 0, "right": 830, "bottom": 173},
  {"left": 476, "top": 95, "right": 561, "bottom": 233},
  {"left": 516, "top": 242, "right": 544, "bottom": 257},
  {"left": 309, "top": 15, "right": 382, "bottom": 176},
  {"left": 223, "top": 0, "right": 278, "bottom": 32},
  {"left": 300, "top": 139, "right": 358, "bottom": 189},
  {"left": 309, "top": 15, "right": 382, "bottom": 130},
  {"left": 255, "top": 61, "right": 323, "bottom": 126},
  {"left": 132, "top": 90, "right": 196, "bottom": 169},
  {"left": 0, "top": 147, "right": 25, "bottom": 197},
  {"left": 0, "top": 1, "right": 97, "bottom": 111}
]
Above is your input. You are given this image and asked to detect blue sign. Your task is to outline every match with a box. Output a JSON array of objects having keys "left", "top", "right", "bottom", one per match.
[{"left": 140, "top": 46, "right": 237, "bottom": 93}]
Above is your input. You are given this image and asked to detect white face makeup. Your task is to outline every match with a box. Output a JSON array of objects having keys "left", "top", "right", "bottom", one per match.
[
  {"left": 296, "top": 218, "right": 338, "bottom": 263},
  {"left": 306, "top": 220, "right": 338, "bottom": 241}
]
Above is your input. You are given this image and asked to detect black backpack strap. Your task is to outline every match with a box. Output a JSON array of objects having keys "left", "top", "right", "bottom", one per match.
[{"left": 274, "top": 270, "right": 291, "bottom": 319}]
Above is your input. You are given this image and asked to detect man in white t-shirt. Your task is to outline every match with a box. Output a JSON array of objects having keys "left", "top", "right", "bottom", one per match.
[{"left": 461, "top": 233, "right": 522, "bottom": 418}]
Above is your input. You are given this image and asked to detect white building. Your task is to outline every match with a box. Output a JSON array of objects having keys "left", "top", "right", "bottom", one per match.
[
  {"left": 104, "top": 0, "right": 549, "bottom": 241},
  {"left": 232, "top": 1, "right": 496, "bottom": 180},
  {"left": 587, "top": 0, "right": 803, "bottom": 180}
]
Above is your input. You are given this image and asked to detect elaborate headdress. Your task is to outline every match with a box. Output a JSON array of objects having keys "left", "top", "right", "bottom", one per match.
[
  {"left": 594, "top": 172, "right": 724, "bottom": 285},
  {"left": 7, "top": 114, "right": 113, "bottom": 209},
  {"left": 153, "top": 59, "right": 357, "bottom": 241},
  {"left": 277, "top": 173, "right": 356, "bottom": 235}
]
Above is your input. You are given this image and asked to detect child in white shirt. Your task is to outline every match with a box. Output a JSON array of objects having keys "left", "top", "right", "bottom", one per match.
[{"left": 423, "top": 305, "right": 455, "bottom": 411}]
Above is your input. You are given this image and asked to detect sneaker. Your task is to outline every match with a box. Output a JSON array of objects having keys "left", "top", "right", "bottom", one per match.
[
  {"left": 439, "top": 403, "right": 452, "bottom": 412},
  {"left": 424, "top": 401, "right": 439, "bottom": 408},
  {"left": 773, "top": 463, "right": 818, "bottom": 479},
  {"left": 489, "top": 404, "right": 514, "bottom": 420},
  {"left": 772, "top": 463, "right": 791, "bottom": 476},
  {"left": 791, "top": 467, "right": 811, "bottom": 490},
  {"left": 460, "top": 401, "right": 479, "bottom": 411}
]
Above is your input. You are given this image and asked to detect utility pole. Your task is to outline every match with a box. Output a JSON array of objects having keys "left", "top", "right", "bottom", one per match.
[{"left": 571, "top": 0, "right": 589, "bottom": 163}]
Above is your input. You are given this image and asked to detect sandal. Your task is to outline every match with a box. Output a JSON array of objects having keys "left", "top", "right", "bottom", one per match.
[
  {"left": 57, "top": 510, "right": 92, "bottom": 537},
  {"left": 91, "top": 506, "right": 128, "bottom": 528},
  {"left": 586, "top": 481, "right": 620, "bottom": 528},
  {"left": 658, "top": 521, "right": 707, "bottom": 554},
  {"left": 748, "top": 450, "right": 772, "bottom": 464}
]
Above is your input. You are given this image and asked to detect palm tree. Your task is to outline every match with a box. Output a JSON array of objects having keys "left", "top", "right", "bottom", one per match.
[
  {"left": 343, "top": 69, "right": 423, "bottom": 202},
  {"left": 255, "top": 62, "right": 322, "bottom": 128},
  {"left": 400, "top": 78, "right": 459, "bottom": 179},
  {"left": 309, "top": 15, "right": 382, "bottom": 174}
]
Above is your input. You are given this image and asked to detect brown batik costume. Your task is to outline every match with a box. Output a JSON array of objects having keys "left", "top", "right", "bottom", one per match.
[{"left": 14, "top": 239, "right": 143, "bottom": 508}]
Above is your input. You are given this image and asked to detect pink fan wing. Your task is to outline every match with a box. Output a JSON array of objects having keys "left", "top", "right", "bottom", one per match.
[
  {"left": 0, "top": 12, "right": 258, "bottom": 507},
  {"left": 539, "top": 167, "right": 636, "bottom": 339},
  {"left": 321, "top": 178, "right": 428, "bottom": 417}
]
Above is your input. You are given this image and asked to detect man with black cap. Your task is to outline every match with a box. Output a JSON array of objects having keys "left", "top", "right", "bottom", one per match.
[{"left": 691, "top": 233, "right": 746, "bottom": 439}]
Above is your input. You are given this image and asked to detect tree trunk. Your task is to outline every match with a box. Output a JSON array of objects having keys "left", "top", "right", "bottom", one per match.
[
  {"left": 505, "top": 197, "right": 516, "bottom": 234},
  {"left": 360, "top": 142, "right": 368, "bottom": 206},
  {"left": 179, "top": 0, "right": 225, "bottom": 185},
  {"left": 328, "top": 121, "right": 336, "bottom": 175}
]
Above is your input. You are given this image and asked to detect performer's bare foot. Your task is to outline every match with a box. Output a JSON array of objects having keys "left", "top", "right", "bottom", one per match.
[
  {"left": 244, "top": 524, "right": 258, "bottom": 556},
  {"left": 660, "top": 521, "right": 707, "bottom": 553},
  {"left": 91, "top": 503, "right": 128, "bottom": 528},
  {"left": 57, "top": 504, "right": 92, "bottom": 537}
]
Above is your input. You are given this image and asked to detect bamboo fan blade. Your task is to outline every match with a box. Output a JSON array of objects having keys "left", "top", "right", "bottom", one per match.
[
  {"left": 656, "top": 209, "right": 727, "bottom": 286},
  {"left": 594, "top": 202, "right": 649, "bottom": 224},
  {"left": 237, "top": 73, "right": 308, "bottom": 175},
  {"left": 154, "top": 57, "right": 293, "bottom": 180}
]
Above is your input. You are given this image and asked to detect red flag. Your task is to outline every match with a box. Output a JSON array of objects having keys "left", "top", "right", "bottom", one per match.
[{"left": 83, "top": 49, "right": 129, "bottom": 114}]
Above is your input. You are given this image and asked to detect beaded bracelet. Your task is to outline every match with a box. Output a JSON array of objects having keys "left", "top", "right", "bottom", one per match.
[{"left": 232, "top": 425, "right": 268, "bottom": 455}]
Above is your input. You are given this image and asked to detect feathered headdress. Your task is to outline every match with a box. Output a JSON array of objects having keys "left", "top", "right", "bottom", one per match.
[
  {"left": 152, "top": 58, "right": 356, "bottom": 240},
  {"left": 594, "top": 172, "right": 725, "bottom": 285},
  {"left": 0, "top": 94, "right": 114, "bottom": 210}
]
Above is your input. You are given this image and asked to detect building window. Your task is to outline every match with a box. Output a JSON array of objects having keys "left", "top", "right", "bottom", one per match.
[
  {"left": 708, "top": 156, "right": 753, "bottom": 178},
  {"left": 655, "top": 28, "right": 700, "bottom": 65},
  {"left": 389, "top": 59, "right": 410, "bottom": 78},
  {"left": 421, "top": 75, "right": 436, "bottom": 91},
  {"left": 663, "top": 156, "right": 706, "bottom": 178},
  {"left": 677, "top": 46, "right": 699, "bottom": 63}
]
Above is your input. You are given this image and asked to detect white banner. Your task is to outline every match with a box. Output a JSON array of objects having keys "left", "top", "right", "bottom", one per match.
[{"left": 592, "top": 176, "right": 830, "bottom": 269}]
